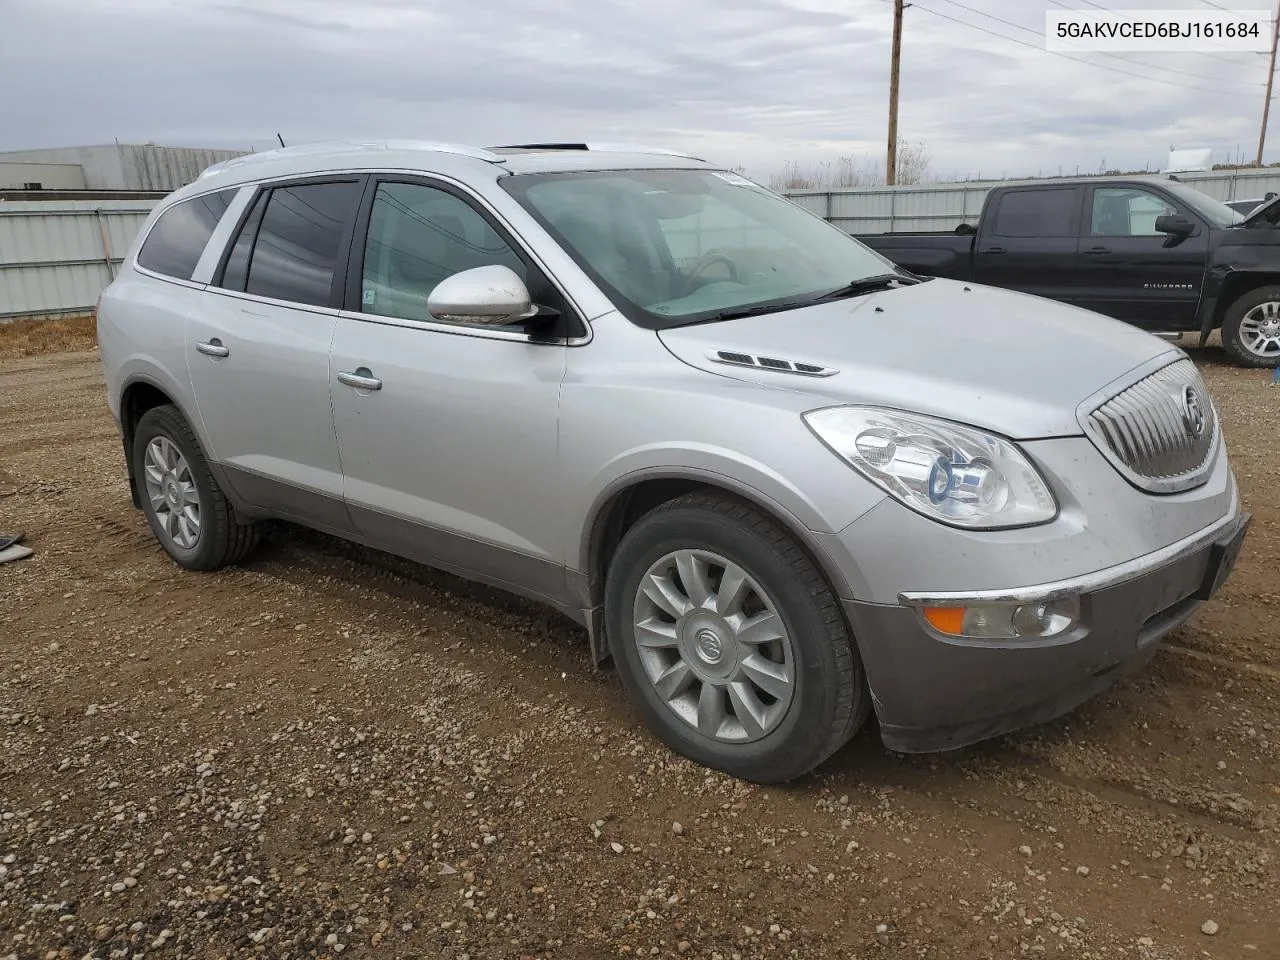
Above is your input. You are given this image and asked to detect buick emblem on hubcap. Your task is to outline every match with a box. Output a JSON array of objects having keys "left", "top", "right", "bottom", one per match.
[
  {"left": 1180, "top": 385, "right": 1206, "bottom": 438},
  {"left": 695, "top": 628, "right": 723, "bottom": 663}
]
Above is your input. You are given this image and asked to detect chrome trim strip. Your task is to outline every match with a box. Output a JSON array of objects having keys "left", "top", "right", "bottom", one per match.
[
  {"left": 898, "top": 494, "right": 1240, "bottom": 608},
  {"left": 336, "top": 308, "right": 587, "bottom": 346},
  {"left": 130, "top": 264, "right": 207, "bottom": 291},
  {"left": 205, "top": 286, "right": 344, "bottom": 317}
]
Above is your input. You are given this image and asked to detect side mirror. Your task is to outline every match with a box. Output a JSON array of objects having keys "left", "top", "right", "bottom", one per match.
[
  {"left": 1155, "top": 215, "right": 1195, "bottom": 237},
  {"left": 426, "top": 265, "right": 538, "bottom": 326}
]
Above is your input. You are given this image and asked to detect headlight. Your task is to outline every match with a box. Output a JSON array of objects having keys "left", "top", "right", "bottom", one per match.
[{"left": 803, "top": 406, "right": 1057, "bottom": 529}]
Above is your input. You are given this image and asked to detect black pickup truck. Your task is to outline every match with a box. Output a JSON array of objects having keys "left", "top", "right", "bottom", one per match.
[{"left": 856, "top": 176, "right": 1280, "bottom": 367}]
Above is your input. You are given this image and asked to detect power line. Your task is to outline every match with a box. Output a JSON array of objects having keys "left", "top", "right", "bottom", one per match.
[
  {"left": 936, "top": 0, "right": 1262, "bottom": 86},
  {"left": 913, "top": 2, "right": 1258, "bottom": 95}
]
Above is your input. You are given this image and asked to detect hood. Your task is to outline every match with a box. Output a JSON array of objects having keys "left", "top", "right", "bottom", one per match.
[{"left": 657, "top": 278, "right": 1178, "bottom": 439}]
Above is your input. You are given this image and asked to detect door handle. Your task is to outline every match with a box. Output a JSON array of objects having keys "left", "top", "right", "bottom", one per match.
[
  {"left": 981, "top": 245, "right": 1006, "bottom": 255},
  {"left": 1084, "top": 246, "right": 1112, "bottom": 255},
  {"left": 337, "top": 368, "right": 383, "bottom": 391},
  {"left": 195, "top": 338, "right": 230, "bottom": 359}
]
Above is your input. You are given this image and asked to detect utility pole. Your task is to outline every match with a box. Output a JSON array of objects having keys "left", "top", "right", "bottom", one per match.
[
  {"left": 887, "top": 0, "right": 905, "bottom": 185},
  {"left": 1257, "top": 0, "right": 1280, "bottom": 165}
]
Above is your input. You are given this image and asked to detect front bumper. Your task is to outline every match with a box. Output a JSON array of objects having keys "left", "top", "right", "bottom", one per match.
[{"left": 843, "top": 508, "right": 1251, "bottom": 754}]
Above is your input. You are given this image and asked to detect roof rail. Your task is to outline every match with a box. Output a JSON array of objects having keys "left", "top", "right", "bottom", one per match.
[
  {"left": 196, "top": 140, "right": 502, "bottom": 179},
  {"left": 487, "top": 142, "right": 703, "bottom": 160}
]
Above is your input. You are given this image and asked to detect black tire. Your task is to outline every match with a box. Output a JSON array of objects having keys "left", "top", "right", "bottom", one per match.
[
  {"left": 605, "top": 491, "right": 870, "bottom": 784},
  {"left": 132, "top": 405, "right": 259, "bottom": 570},
  {"left": 1221, "top": 286, "right": 1280, "bottom": 368}
]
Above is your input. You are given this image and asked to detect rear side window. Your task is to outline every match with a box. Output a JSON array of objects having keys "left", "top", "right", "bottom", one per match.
[
  {"left": 243, "top": 182, "right": 361, "bottom": 307},
  {"left": 136, "top": 189, "right": 236, "bottom": 279},
  {"left": 218, "top": 190, "right": 268, "bottom": 292},
  {"left": 991, "top": 188, "right": 1080, "bottom": 238}
]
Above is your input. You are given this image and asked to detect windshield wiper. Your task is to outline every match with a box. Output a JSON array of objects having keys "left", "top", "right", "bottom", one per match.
[
  {"left": 815, "top": 273, "right": 920, "bottom": 301},
  {"left": 687, "top": 299, "right": 822, "bottom": 324},
  {"left": 675, "top": 273, "right": 924, "bottom": 326}
]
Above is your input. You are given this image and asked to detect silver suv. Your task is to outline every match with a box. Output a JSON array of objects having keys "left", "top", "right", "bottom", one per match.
[{"left": 97, "top": 140, "right": 1250, "bottom": 783}]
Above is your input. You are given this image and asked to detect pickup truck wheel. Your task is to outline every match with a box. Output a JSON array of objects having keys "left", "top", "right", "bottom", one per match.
[
  {"left": 605, "top": 492, "right": 870, "bottom": 784},
  {"left": 1222, "top": 287, "right": 1280, "bottom": 367},
  {"left": 132, "top": 405, "right": 260, "bottom": 571}
]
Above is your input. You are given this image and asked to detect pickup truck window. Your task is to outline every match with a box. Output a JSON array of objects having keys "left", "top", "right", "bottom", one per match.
[
  {"left": 991, "top": 188, "right": 1079, "bottom": 238},
  {"left": 1161, "top": 180, "right": 1243, "bottom": 229},
  {"left": 1090, "top": 188, "right": 1176, "bottom": 237}
]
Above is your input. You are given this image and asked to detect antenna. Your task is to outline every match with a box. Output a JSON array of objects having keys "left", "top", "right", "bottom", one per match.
[{"left": 276, "top": 133, "right": 286, "bottom": 148}]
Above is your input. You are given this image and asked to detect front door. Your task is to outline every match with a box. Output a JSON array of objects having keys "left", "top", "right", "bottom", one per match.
[
  {"left": 187, "top": 178, "right": 364, "bottom": 531},
  {"left": 329, "top": 177, "right": 571, "bottom": 603},
  {"left": 1074, "top": 185, "right": 1209, "bottom": 329}
]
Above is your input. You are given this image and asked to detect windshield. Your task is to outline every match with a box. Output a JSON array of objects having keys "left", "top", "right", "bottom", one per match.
[
  {"left": 500, "top": 168, "right": 901, "bottom": 328},
  {"left": 1162, "top": 180, "right": 1244, "bottom": 228}
]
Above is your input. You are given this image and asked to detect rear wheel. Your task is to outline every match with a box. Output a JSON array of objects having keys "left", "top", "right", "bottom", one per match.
[
  {"left": 1222, "top": 286, "right": 1280, "bottom": 367},
  {"left": 132, "top": 405, "right": 259, "bottom": 570},
  {"left": 605, "top": 491, "right": 870, "bottom": 783}
]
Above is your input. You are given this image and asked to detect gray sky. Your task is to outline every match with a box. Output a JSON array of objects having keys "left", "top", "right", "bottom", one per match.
[{"left": 0, "top": 0, "right": 1271, "bottom": 181}]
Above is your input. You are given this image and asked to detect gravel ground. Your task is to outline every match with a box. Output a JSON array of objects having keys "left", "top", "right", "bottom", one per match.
[{"left": 1, "top": 342, "right": 1277, "bottom": 960}]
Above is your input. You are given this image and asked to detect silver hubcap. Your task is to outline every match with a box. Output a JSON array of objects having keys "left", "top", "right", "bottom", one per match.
[
  {"left": 631, "top": 549, "right": 795, "bottom": 743},
  {"left": 143, "top": 436, "right": 201, "bottom": 549},
  {"left": 1239, "top": 301, "right": 1280, "bottom": 358}
]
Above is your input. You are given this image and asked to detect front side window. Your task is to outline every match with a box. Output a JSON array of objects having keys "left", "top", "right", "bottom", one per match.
[
  {"left": 1091, "top": 188, "right": 1178, "bottom": 237},
  {"left": 991, "top": 188, "right": 1079, "bottom": 238},
  {"left": 501, "top": 168, "right": 897, "bottom": 329},
  {"left": 136, "top": 188, "right": 236, "bottom": 279},
  {"left": 243, "top": 181, "right": 361, "bottom": 307},
  {"left": 1162, "top": 180, "right": 1243, "bottom": 228},
  {"left": 360, "top": 182, "right": 526, "bottom": 322}
]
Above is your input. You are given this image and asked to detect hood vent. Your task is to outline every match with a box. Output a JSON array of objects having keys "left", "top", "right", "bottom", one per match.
[{"left": 707, "top": 349, "right": 837, "bottom": 377}]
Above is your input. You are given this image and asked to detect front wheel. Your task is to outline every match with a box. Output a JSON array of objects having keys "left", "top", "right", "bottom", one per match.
[
  {"left": 1221, "top": 286, "right": 1280, "bottom": 368},
  {"left": 605, "top": 491, "right": 870, "bottom": 783}
]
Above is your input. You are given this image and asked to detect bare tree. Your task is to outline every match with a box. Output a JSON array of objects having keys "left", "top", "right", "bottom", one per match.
[
  {"left": 893, "top": 140, "right": 930, "bottom": 186},
  {"left": 767, "top": 141, "right": 931, "bottom": 191}
]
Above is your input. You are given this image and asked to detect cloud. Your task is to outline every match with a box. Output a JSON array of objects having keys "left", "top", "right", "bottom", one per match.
[{"left": 0, "top": 0, "right": 1269, "bottom": 181}]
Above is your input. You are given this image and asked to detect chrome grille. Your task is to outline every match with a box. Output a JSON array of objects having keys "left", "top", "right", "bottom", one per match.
[{"left": 1084, "top": 358, "right": 1218, "bottom": 494}]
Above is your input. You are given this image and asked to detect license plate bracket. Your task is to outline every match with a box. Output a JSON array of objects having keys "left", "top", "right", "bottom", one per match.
[{"left": 1193, "top": 514, "right": 1251, "bottom": 602}]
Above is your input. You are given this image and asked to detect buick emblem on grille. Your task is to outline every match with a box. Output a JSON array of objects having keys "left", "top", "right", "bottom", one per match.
[{"left": 1181, "top": 385, "right": 1206, "bottom": 438}]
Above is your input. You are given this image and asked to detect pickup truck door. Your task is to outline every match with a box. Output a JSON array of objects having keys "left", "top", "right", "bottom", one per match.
[
  {"left": 1074, "top": 185, "right": 1208, "bottom": 330},
  {"left": 973, "top": 185, "right": 1084, "bottom": 304}
]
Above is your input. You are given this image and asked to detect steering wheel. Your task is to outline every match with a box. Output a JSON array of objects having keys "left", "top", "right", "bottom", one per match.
[{"left": 681, "top": 252, "right": 740, "bottom": 297}]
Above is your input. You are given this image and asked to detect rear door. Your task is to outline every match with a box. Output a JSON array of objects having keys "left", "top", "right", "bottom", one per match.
[
  {"left": 973, "top": 185, "right": 1083, "bottom": 304},
  {"left": 187, "top": 176, "right": 364, "bottom": 531},
  {"left": 1074, "top": 184, "right": 1208, "bottom": 329}
]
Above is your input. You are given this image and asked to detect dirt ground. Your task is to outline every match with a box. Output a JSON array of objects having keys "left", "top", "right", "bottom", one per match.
[{"left": 1, "top": 336, "right": 1277, "bottom": 960}]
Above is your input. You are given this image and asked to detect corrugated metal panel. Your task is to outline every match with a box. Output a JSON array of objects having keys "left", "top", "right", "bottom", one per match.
[
  {"left": 0, "top": 262, "right": 115, "bottom": 317},
  {"left": 0, "top": 200, "right": 158, "bottom": 318},
  {"left": 119, "top": 145, "right": 247, "bottom": 191},
  {"left": 0, "top": 145, "right": 246, "bottom": 191},
  {"left": 787, "top": 193, "right": 828, "bottom": 216}
]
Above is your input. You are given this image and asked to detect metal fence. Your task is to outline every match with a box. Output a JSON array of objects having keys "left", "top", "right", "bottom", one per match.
[
  {"left": 0, "top": 200, "right": 156, "bottom": 321},
  {"left": 783, "top": 167, "right": 1280, "bottom": 234}
]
